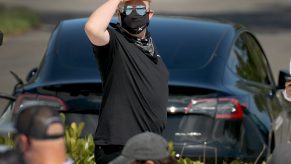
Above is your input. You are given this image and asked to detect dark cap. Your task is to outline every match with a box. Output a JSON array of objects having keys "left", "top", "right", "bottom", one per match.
[
  {"left": 110, "top": 132, "right": 169, "bottom": 164},
  {"left": 15, "top": 104, "right": 64, "bottom": 140}
]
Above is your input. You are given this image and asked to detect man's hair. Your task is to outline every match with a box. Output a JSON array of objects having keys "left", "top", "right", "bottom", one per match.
[
  {"left": 121, "top": 0, "right": 151, "bottom": 2},
  {"left": 119, "top": 0, "right": 151, "bottom": 8}
]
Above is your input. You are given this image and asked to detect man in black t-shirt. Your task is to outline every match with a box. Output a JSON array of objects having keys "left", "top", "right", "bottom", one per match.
[{"left": 84, "top": 0, "right": 169, "bottom": 163}]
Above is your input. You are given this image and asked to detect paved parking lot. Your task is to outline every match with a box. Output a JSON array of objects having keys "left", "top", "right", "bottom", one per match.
[{"left": 1, "top": 0, "right": 289, "bottom": 14}]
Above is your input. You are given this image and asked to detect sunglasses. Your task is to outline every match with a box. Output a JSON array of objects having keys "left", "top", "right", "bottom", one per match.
[{"left": 120, "top": 5, "right": 149, "bottom": 16}]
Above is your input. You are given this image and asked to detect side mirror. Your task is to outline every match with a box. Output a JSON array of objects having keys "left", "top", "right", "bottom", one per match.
[
  {"left": 26, "top": 67, "right": 38, "bottom": 82},
  {"left": 277, "top": 70, "right": 290, "bottom": 89},
  {"left": 0, "top": 31, "right": 3, "bottom": 46}
]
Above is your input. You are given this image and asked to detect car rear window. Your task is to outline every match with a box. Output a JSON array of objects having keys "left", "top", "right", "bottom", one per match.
[
  {"left": 150, "top": 17, "right": 229, "bottom": 70},
  {"left": 54, "top": 17, "right": 230, "bottom": 71},
  {"left": 55, "top": 20, "right": 98, "bottom": 70}
]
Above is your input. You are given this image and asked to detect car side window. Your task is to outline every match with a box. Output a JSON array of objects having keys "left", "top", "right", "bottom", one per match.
[{"left": 228, "top": 32, "right": 272, "bottom": 85}]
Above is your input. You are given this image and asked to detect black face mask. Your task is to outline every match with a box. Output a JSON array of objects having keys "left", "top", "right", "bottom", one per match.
[{"left": 120, "top": 10, "right": 149, "bottom": 35}]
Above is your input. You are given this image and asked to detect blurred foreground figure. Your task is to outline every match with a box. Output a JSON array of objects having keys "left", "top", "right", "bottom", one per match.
[
  {"left": 110, "top": 132, "right": 177, "bottom": 164},
  {"left": 15, "top": 105, "right": 72, "bottom": 164}
]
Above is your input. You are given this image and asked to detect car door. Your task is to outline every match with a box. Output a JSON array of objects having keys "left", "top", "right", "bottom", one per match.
[
  {"left": 240, "top": 33, "right": 291, "bottom": 149},
  {"left": 229, "top": 31, "right": 277, "bottom": 127},
  {"left": 241, "top": 32, "right": 283, "bottom": 118},
  {"left": 228, "top": 31, "right": 287, "bottom": 152}
]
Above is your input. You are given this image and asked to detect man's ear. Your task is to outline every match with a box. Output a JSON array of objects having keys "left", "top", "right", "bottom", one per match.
[
  {"left": 115, "top": 9, "right": 120, "bottom": 16},
  {"left": 117, "top": 11, "right": 122, "bottom": 24},
  {"left": 149, "top": 10, "right": 154, "bottom": 20},
  {"left": 16, "top": 134, "right": 30, "bottom": 152}
]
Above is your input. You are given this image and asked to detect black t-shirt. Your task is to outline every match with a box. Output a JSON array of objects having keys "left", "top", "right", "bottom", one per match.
[{"left": 92, "top": 26, "right": 169, "bottom": 145}]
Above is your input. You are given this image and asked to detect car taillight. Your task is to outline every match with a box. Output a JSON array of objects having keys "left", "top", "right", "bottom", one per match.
[
  {"left": 13, "top": 93, "right": 67, "bottom": 113},
  {"left": 186, "top": 98, "right": 245, "bottom": 119}
]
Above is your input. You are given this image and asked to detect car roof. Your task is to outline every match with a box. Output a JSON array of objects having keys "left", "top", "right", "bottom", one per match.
[{"left": 26, "top": 16, "right": 243, "bottom": 91}]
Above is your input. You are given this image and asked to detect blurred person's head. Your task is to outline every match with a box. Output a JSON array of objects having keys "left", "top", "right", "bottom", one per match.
[
  {"left": 110, "top": 132, "right": 177, "bottom": 164},
  {"left": 117, "top": 0, "right": 154, "bottom": 36},
  {"left": 14, "top": 105, "right": 67, "bottom": 164}
]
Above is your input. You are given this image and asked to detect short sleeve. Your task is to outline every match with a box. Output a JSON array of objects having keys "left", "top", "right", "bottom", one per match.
[
  {"left": 92, "top": 27, "right": 118, "bottom": 82},
  {"left": 92, "top": 27, "right": 118, "bottom": 61}
]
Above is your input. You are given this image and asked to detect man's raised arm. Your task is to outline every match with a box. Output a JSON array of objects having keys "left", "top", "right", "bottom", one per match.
[{"left": 84, "top": 0, "right": 121, "bottom": 46}]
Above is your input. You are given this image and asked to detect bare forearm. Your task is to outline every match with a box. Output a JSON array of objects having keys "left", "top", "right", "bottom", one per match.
[{"left": 85, "top": 0, "right": 121, "bottom": 45}]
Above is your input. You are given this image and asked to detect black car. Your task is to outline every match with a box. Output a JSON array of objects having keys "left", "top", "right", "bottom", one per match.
[{"left": 1, "top": 16, "right": 291, "bottom": 163}]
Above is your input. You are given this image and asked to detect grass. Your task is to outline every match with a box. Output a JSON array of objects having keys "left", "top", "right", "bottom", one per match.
[{"left": 0, "top": 4, "right": 40, "bottom": 35}]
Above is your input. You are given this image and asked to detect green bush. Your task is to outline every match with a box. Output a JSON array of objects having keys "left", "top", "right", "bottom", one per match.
[
  {"left": 0, "top": 4, "right": 40, "bottom": 35},
  {"left": 0, "top": 133, "right": 14, "bottom": 148},
  {"left": 65, "top": 122, "right": 95, "bottom": 164}
]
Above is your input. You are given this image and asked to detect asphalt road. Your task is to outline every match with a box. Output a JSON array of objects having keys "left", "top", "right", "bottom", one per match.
[{"left": 0, "top": 0, "right": 291, "bottom": 93}]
